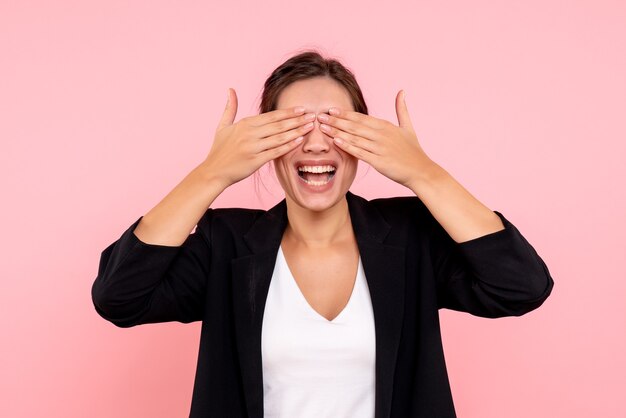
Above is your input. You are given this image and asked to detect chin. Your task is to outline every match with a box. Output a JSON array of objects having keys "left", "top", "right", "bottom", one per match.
[{"left": 289, "top": 192, "right": 345, "bottom": 213}]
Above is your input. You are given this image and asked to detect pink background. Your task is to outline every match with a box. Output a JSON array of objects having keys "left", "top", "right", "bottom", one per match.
[{"left": 1, "top": 1, "right": 625, "bottom": 417}]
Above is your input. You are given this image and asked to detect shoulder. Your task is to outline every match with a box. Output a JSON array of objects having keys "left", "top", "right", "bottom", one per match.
[
  {"left": 355, "top": 193, "right": 433, "bottom": 225},
  {"left": 368, "top": 194, "right": 427, "bottom": 213},
  {"left": 347, "top": 193, "right": 439, "bottom": 245},
  {"left": 196, "top": 206, "right": 267, "bottom": 240}
]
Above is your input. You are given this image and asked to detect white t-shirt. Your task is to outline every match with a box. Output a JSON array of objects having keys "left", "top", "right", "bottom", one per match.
[{"left": 261, "top": 246, "right": 376, "bottom": 418}]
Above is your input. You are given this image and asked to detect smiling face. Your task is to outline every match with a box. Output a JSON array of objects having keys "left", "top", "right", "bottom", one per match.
[{"left": 273, "top": 76, "right": 358, "bottom": 213}]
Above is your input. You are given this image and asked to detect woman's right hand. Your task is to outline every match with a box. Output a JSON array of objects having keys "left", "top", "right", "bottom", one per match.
[{"left": 202, "top": 88, "right": 315, "bottom": 188}]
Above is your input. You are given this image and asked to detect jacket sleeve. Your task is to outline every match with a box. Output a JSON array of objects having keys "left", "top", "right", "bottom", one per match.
[
  {"left": 431, "top": 210, "right": 554, "bottom": 318},
  {"left": 91, "top": 211, "right": 213, "bottom": 328}
]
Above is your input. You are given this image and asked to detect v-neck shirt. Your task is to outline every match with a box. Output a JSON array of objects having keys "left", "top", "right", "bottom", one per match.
[{"left": 261, "top": 246, "right": 376, "bottom": 418}]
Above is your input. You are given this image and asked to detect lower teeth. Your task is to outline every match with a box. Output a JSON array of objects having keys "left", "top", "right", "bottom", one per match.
[
  {"left": 305, "top": 179, "right": 328, "bottom": 186},
  {"left": 299, "top": 171, "right": 335, "bottom": 186}
]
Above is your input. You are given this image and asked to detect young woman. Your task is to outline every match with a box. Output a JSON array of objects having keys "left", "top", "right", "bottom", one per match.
[{"left": 92, "top": 51, "right": 554, "bottom": 418}]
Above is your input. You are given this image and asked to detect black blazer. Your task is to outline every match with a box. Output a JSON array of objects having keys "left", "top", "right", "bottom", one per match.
[{"left": 92, "top": 191, "right": 554, "bottom": 418}]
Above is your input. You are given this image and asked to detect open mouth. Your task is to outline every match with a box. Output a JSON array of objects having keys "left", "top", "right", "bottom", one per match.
[{"left": 297, "top": 164, "right": 337, "bottom": 186}]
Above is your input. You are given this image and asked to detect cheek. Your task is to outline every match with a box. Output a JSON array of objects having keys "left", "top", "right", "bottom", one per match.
[
  {"left": 337, "top": 148, "right": 358, "bottom": 169},
  {"left": 272, "top": 159, "right": 290, "bottom": 185},
  {"left": 273, "top": 147, "right": 299, "bottom": 177},
  {"left": 345, "top": 156, "right": 359, "bottom": 180}
]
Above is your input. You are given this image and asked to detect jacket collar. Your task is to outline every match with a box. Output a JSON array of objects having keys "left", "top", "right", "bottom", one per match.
[
  {"left": 242, "top": 191, "right": 391, "bottom": 253},
  {"left": 232, "top": 191, "right": 405, "bottom": 418}
]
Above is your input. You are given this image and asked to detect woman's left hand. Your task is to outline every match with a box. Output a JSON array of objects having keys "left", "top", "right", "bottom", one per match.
[{"left": 317, "top": 90, "right": 436, "bottom": 188}]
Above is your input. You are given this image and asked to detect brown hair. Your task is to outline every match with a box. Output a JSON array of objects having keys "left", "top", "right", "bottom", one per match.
[{"left": 259, "top": 50, "right": 368, "bottom": 115}]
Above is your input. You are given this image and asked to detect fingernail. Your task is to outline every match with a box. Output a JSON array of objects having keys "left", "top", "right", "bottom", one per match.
[
  {"left": 304, "top": 113, "right": 316, "bottom": 121},
  {"left": 328, "top": 108, "right": 339, "bottom": 115},
  {"left": 294, "top": 106, "right": 305, "bottom": 113},
  {"left": 304, "top": 122, "right": 314, "bottom": 129},
  {"left": 333, "top": 137, "right": 344, "bottom": 145},
  {"left": 317, "top": 113, "right": 329, "bottom": 122},
  {"left": 294, "top": 136, "right": 304, "bottom": 143},
  {"left": 320, "top": 123, "right": 330, "bottom": 132}
]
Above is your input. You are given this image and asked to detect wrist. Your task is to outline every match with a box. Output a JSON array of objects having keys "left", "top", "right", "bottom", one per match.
[
  {"left": 407, "top": 160, "right": 446, "bottom": 195},
  {"left": 193, "top": 161, "right": 231, "bottom": 192}
]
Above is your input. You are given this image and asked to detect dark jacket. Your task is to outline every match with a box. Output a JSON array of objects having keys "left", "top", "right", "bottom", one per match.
[{"left": 91, "top": 191, "right": 554, "bottom": 418}]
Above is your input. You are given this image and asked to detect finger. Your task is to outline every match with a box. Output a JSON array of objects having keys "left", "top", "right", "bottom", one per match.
[
  {"left": 249, "top": 106, "right": 306, "bottom": 127},
  {"left": 260, "top": 135, "right": 305, "bottom": 161},
  {"left": 318, "top": 112, "right": 382, "bottom": 140},
  {"left": 319, "top": 123, "right": 379, "bottom": 154},
  {"left": 326, "top": 107, "right": 388, "bottom": 129},
  {"left": 217, "top": 88, "right": 238, "bottom": 130},
  {"left": 256, "top": 112, "right": 316, "bottom": 138},
  {"left": 395, "top": 90, "right": 414, "bottom": 130},
  {"left": 257, "top": 121, "right": 314, "bottom": 152},
  {"left": 332, "top": 136, "right": 374, "bottom": 162}
]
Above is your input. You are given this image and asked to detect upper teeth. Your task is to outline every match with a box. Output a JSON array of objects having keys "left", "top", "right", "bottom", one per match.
[{"left": 298, "top": 165, "right": 336, "bottom": 173}]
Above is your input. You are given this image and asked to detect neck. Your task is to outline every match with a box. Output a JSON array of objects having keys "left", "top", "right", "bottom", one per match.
[{"left": 283, "top": 195, "right": 353, "bottom": 248}]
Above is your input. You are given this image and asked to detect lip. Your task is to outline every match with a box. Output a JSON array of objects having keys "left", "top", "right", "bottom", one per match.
[
  {"left": 292, "top": 159, "right": 338, "bottom": 193},
  {"left": 292, "top": 159, "right": 339, "bottom": 170}
]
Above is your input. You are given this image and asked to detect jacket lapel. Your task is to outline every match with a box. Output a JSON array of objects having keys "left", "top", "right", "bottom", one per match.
[
  {"left": 231, "top": 192, "right": 406, "bottom": 418},
  {"left": 232, "top": 199, "right": 288, "bottom": 418},
  {"left": 346, "top": 192, "right": 406, "bottom": 418}
]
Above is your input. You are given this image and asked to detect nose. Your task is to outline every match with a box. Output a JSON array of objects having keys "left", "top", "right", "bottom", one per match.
[{"left": 302, "top": 118, "right": 331, "bottom": 153}]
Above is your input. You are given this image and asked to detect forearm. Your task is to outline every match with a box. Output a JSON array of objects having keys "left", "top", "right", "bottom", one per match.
[
  {"left": 133, "top": 163, "right": 229, "bottom": 246},
  {"left": 408, "top": 161, "right": 505, "bottom": 243}
]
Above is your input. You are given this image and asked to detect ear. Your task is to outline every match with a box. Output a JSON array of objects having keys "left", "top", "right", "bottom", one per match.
[
  {"left": 217, "top": 88, "right": 238, "bottom": 130},
  {"left": 395, "top": 90, "right": 414, "bottom": 130}
]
